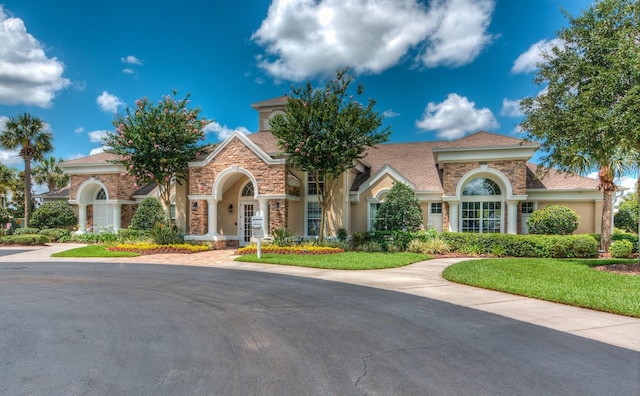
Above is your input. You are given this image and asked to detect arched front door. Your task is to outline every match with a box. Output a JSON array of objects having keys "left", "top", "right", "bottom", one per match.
[
  {"left": 238, "top": 182, "right": 258, "bottom": 246},
  {"left": 92, "top": 187, "right": 113, "bottom": 230}
]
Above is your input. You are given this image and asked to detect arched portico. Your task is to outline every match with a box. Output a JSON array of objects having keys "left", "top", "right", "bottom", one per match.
[{"left": 70, "top": 178, "right": 132, "bottom": 232}]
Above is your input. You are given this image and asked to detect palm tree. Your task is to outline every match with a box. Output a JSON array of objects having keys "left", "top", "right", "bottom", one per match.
[
  {"left": 33, "top": 156, "right": 69, "bottom": 193},
  {"left": 0, "top": 113, "right": 53, "bottom": 227},
  {"left": 0, "top": 163, "right": 17, "bottom": 208}
]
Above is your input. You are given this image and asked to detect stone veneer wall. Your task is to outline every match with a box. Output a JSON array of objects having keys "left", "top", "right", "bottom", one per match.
[{"left": 188, "top": 137, "right": 288, "bottom": 236}]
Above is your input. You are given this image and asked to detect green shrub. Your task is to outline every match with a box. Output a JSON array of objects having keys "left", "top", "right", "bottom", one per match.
[
  {"left": 70, "top": 231, "right": 118, "bottom": 244},
  {"left": 130, "top": 198, "right": 167, "bottom": 231},
  {"left": 1, "top": 234, "right": 49, "bottom": 245},
  {"left": 375, "top": 181, "right": 423, "bottom": 232},
  {"left": 148, "top": 223, "right": 184, "bottom": 245},
  {"left": 357, "top": 241, "right": 382, "bottom": 252},
  {"left": 116, "top": 228, "right": 150, "bottom": 243},
  {"left": 611, "top": 232, "right": 639, "bottom": 253},
  {"left": 527, "top": 205, "right": 579, "bottom": 235},
  {"left": 336, "top": 228, "right": 348, "bottom": 242},
  {"left": 614, "top": 194, "right": 638, "bottom": 233},
  {"left": 14, "top": 227, "right": 40, "bottom": 235},
  {"left": 609, "top": 239, "right": 633, "bottom": 258},
  {"left": 30, "top": 201, "right": 77, "bottom": 229},
  {"left": 407, "top": 237, "right": 450, "bottom": 255},
  {"left": 37, "top": 228, "right": 71, "bottom": 242},
  {"left": 272, "top": 228, "right": 294, "bottom": 247},
  {"left": 439, "top": 232, "right": 597, "bottom": 258}
]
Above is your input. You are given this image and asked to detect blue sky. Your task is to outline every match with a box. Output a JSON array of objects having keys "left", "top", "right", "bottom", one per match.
[{"left": 0, "top": 0, "right": 596, "bottom": 171}]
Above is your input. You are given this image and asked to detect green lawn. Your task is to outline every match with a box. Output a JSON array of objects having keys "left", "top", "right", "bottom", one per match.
[
  {"left": 443, "top": 258, "right": 640, "bottom": 318},
  {"left": 234, "top": 251, "right": 430, "bottom": 270},
  {"left": 51, "top": 244, "right": 140, "bottom": 258}
]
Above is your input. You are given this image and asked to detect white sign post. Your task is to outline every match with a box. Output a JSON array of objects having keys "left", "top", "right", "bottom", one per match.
[{"left": 251, "top": 213, "right": 264, "bottom": 258}]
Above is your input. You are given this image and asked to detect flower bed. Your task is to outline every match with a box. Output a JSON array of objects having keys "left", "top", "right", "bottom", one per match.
[
  {"left": 107, "top": 243, "right": 210, "bottom": 254},
  {"left": 236, "top": 245, "right": 344, "bottom": 255}
]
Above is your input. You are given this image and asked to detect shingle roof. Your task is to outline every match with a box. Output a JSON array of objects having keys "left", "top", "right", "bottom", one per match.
[
  {"left": 251, "top": 95, "right": 288, "bottom": 109},
  {"left": 246, "top": 131, "right": 281, "bottom": 155},
  {"left": 35, "top": 186, "right": 70, "bottom": 198},
  {"left": 62, "top": 152, "right": 122, "bottom": 165},
  {"left": 437, "top": 131, "right": 530, "bottom": 149},
  {"left": 526, "top": 163, "right": 600, "bottom": 189},
  {"left": 360, "top": 141, "right": 446, "bottom": 191}
]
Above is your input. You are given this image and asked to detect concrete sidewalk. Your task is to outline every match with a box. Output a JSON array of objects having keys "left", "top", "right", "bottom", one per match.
[{"left": 2, "top": 243, "right": 640, "bottom": 352}]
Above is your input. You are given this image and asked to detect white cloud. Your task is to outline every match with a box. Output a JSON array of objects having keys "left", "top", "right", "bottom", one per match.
[
  {"left": 88, "top": 130, "right": 109, "bottom": 143},
  {"left": 383, "top": 109, "right": 400, "bottom": 118},
  {"left": 419, "top": 0, "right": 495, "bottom": 68},
  {"left": 0, "top": 149, "right": 21, "bottom": 166},
  {"left": 0, "top": 6, "right": 70, "bottom": 107},
  {"left": 203, "top": 121, "right": 250, "bottom": 141},
  {"left": 96, "top": 91, "right": 124, "bottom": 113},
  {"left": 252, "top": 0, "right": 495, "bottom": 81},
  {"left": 89, "top": 147, "right": 105, "bottom": 156},
  {"left": 121, "top": 55, "right": 143, "bottom": 65},
  {"left": 500, "top": 98, "right": 523, "bottom": 117},
  {"left": 416, "top": 93, "right": 499, "bottom": 140},
  {"left": 122, "top": 68, "right": 135, "bottom": 75},
  {"left": 512, "top": 38, "right": 564, "bottom": 74},
  {"left": 74, "top": 126, "right": 84, "bottom": 134}
]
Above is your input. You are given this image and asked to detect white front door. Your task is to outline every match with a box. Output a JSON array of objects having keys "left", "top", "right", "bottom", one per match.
[{"left": 239, "top": 202, "right": 257, "bottom": 246}]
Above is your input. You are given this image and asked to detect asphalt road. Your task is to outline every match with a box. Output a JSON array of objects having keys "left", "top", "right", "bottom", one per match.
[{"left": 1, "top": 262, "right": 639, "bottom": 396}]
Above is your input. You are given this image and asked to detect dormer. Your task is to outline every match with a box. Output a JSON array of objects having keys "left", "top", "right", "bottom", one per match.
[{"left": 251, "top": 95, "right": 288, "bottom": 132}]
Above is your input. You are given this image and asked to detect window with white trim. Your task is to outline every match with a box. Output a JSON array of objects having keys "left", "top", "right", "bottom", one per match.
[
  {"left": 430, "top": 202, "right": 442, "bottom": 214},
  {"left": 307, "top": 173, "right": 324, "bottom": 195},
  {"left": 461, "top": 178, "right": 502, "bottom": 233},
  {"left": 307, "top": 202, "right": 321, "bottom": 236},
  {"left": 369, "top": 202, "right": 381, "bottom": 231}
]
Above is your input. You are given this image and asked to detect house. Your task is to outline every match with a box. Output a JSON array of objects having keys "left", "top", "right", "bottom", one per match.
[{"left": 60, "top": 96, "right": 603, "bottom": 247}]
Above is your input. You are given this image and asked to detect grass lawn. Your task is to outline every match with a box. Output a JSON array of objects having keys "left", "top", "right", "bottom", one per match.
[
  {"left": 235, "top": 251, "right": 430, "bottom": 270},
  {"left": 443, "top": 258, "right": 640, "bottom": 318},
  {"left": 51, "top": 244, "right": 140, "bottom": 258}
]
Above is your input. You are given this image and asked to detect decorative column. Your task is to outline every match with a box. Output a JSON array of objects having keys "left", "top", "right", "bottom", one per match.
[
  {"left": 206, "top": 199, "right": 218, "bottom": 236},
  {"left": 78, "top": 204, "right": 87, "bottom": 233},
  {"left": 448, "top": 201, "right": 459, "bottom": 232},
  {"left": 112, "top": 203, "right": 122, "bottom": 231},
  {"left": 506, "top": 200, "right": 518, "bottom": 234}
]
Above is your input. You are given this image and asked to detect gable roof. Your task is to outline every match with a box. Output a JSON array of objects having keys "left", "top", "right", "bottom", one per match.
[
  {"left": 438, "top": 131, "right": 526, "bottom": 149},
  {"left": 251, "top": 95, "right": 288, "bottom": 110},
  {"left": 246, "top": 131, "right": 281, "bottom": 156},
  {"left": 526, "top": 163, "right": 600, "bottom": 190},
  {"left": 62, "top": 152, "right": 122, "bottom": 166}
]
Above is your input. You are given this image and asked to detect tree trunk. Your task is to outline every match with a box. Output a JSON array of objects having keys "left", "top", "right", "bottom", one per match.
[
  {"left": 24, "top": 158, "right": 31, "bottom": 228},
  {"left": 600, "top": 188, "right": 613, "bottom": 251}
]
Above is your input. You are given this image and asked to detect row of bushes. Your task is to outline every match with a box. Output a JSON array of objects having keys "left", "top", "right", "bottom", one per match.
[
  {"left": 0, "top": 234, "right": 50, "bottom": 245},
  {"left": 348, "top": 230, "right": 599, "bottom": 258}
]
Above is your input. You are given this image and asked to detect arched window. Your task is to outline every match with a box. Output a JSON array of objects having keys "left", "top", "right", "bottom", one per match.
[
  {"left": 462, "top": 178, "right": 501, "bottom": 196},
  {"left": 95, "top": 188, "right": 107, "bottom": 200},
  {"left": 241, "top": 182, "right": 254, "bottom": 197},
  {"left": 461, "top": 178, "right": 502, "bottom": 233}
]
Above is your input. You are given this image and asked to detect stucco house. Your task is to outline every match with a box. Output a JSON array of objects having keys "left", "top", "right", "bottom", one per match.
[{"left": 60, "top": 96, "right": 603, "bottom": 247}]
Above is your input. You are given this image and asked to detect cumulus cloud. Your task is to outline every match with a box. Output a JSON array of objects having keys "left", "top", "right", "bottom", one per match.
[
  {"left": 96, "top": 91, "right": 124, "bottom": 113},
  {"left": 512, "top": 38, "right": 564, "bottom": 74},
  {"left": 203, "top": 121, "right": 251, "bottom": 141},
  {"left": 0, "top": 148, "right": 21, "bottom": 167},
  {"left": 419, "top": 0, "right": 495, "bottom": 68},
  {"left": 88, "top": 130, "right": 109, "bottom": 144},
  {"left": 122, "top": 68, "right": 135, "bottom": 75},
  {"left": 252, "top": 0, "right": 495, "bottom": 80},
  {"left": 121, "top": 55, "right": 143, "bottom": 65},
  {"left": 500, "top": 98, "right": 523, "bottom": 117},
  {"left": 0, "top": 6, "right": 70, "bottom": 107},
  {"left": 415, "top": 93, "right": 499, "bottom": 140}
]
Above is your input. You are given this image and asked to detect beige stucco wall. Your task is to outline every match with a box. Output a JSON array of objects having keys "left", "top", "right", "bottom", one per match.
[
  {"left": 537, "top": 201, "right": 602, "bottom": 234},
  {"left": 350, "top": 174, "right": 394, "bottom": 233}
]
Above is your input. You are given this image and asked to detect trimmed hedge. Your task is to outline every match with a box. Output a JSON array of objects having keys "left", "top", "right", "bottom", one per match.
[
  {"left": 440, "top": 232, "right": 598, "bottom": 258},
  {"left": 1, "top": 234, "right": 50, "bottom": 245}
]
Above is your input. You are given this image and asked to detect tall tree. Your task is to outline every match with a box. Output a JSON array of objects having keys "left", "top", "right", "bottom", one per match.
[
  {"left": 270, "top": 68, "right": 391, "bottom": 242},
  {"left": 33, "top": 156, "right": 70, "bottom": 193},
  {"left": 375, "top": 181, "right": 423, "bottom": 232},
  {"left": 519, "top": 0, "right": 640, "bottom": 250},
  {"left": 0, "top": 113, "right": 53, "bottom": 227},
  {"left": 0, "top": 163, "right": 17, "bottom": 208},
  {"left": 103, "top": 91, "right": 209, "bottom": 224}
]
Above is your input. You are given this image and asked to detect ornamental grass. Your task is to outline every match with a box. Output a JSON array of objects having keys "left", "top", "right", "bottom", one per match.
[{"left": 236, "top": 245, "right": 344, "bottom": 255}]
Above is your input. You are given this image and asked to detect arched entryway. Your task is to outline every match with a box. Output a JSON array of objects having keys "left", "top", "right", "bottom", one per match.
[
  {"left": 238, "top": 182, "right": 258, "bottom": 246},
  {"left": 460, "top": 178, "right": 503, "bottom": 233}
]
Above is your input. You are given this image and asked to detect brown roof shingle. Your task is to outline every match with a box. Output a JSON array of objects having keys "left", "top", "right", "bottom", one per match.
[{"left": 526, "top": 163, "right": 600, "bottom": 189}]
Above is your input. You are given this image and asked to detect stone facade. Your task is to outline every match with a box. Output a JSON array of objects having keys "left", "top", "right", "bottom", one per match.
[{"left": 442, "top": 160, "right": 527, "bottom": 196}]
